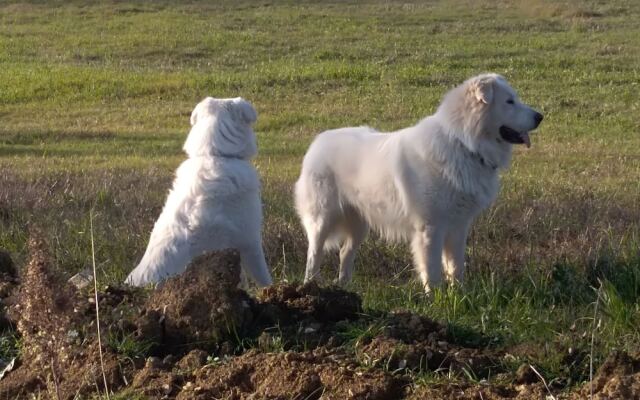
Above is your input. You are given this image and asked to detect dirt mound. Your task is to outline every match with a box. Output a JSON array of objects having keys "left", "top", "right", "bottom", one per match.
[
  {"left": 382, "top": 310, "right": 446, "bottom": 342},
  {"left": 139, "top": 250, "right": 254, "bottom": 354},
  {"left": 407, "top": 381, "right": 549, "bottom": 400},
  {"left": 252, "top": 281, "right": 362, "bottom": 349},
  {"left": 176, "top": 348, "right": 404, "bottom": 400},
  {"left": 132, "top": 356, "right": 185, "bottom": 398},
  {"left": 258, "top": 281, "right": 361, "bottom": 323},
  {"left": 570, "top": 351, "right": 640, "bottom": 399},
  {"left": 357, "top": 311, "right": 500, "bottom": 378},
  {"left": 0, "top": 236, "right": 127, "bottom": 399},
  {"left": 3, "top": 238, "right": 636, "bottom": 399}
]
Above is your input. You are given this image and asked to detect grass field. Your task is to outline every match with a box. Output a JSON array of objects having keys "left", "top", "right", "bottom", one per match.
[{"left": 1, "top": 0, "right": 640, "bottom": 397}]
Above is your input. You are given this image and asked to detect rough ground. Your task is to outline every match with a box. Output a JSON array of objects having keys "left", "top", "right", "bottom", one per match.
[{"left": 0, "top": 240, "right": 639, "bottom": 399}]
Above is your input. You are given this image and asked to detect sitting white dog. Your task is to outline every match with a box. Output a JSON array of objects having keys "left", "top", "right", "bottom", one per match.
[
  {"left": 126, "top": 97, "right": 273, "bottom": 287},
  {"left": 295, "top": 74, "right": 543, "bottom": 293}
]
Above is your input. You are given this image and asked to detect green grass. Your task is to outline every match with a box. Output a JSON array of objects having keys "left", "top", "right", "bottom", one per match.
[{"left": 1, "top": 0, "right": 640, "bottom": 395}]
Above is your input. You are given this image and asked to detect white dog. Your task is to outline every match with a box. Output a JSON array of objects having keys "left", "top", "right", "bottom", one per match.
[
  {"left": 126, "top": 97, "right": 273, "bottom": 287},
  {"left": 295, "top": 74, "right": 543, "bottom": 292}
]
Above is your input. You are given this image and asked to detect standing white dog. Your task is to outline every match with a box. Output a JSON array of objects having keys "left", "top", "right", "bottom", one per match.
[
  {"left": 295, "top": 74, "right": 543, "bottom": 292},
  {"left": 126, "top": 97, "right": 273, "bottom": 287}
]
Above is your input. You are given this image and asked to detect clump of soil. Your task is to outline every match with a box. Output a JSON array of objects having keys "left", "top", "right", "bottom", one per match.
[
  {"left": 252, "top": 281, "right": 362, "bottom": 349},
  {"left": 176, "top": 348, "right": 404, "bottom": 400},
  {"left": 139, "top": 250, "right": 255, "bottom": 354},
  {"left": 132, "top": 356, "right": 184, "bottom": 398},
  {"left": 1, "top": 236, "right": 126, "bottom": 399},
  {"left": 571, "top": 351, "right": 640, "bottom": 399},
  {"left": 407, "top": 381, "right": 549, "bottom": 400},
  {"left": 358, "top": 311, "right": 501, "bottom": 378},
  {"left": 258, "top": 281, "right": 361, "bottom": 323}
]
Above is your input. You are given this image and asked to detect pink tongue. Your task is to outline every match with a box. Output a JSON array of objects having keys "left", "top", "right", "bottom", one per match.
[{"left": 521, "top": 132, "right": 531, "bottom": 148}]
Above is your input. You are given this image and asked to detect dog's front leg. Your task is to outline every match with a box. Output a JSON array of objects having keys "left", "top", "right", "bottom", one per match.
[
  {"left": 411, "top": 226, "right": 444, "bottom": 294},
  {"left": 443, "top": 222, "right": 470, "bottom": 284}
]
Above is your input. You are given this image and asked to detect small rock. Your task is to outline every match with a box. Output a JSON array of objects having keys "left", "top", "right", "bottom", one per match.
[{"left": 68, "top": 268, "right": 94, "bottom": 290}]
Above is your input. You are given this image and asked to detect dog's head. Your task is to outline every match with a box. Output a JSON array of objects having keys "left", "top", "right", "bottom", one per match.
[
  {"left": 183, "top": 97, "right": 258, "bottom": 159},
  {"left": 470, "top": 74, "right": 543, "bottom": 148},
  {"left": 437, "top": 74, "right": 543, "bottom": 167}
]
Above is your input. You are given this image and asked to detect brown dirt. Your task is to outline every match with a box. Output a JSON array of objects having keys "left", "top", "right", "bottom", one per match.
[
  {"left": 258, "top": 281, "right": 361, "bottom": 323},
  {"left": 176, "top": 348, "right": 404, "bottom": 400},
  {"left": 569, "top": 351, "right": 640, "bottom": 399},
  {"left": 253, "top": 281, "right": 362, "bottom": 349},
  {"left": 2, "top": 236, "right": 640, "bottom": 399},
  {"left": 132, "top": 356, "right": 185, "bottom": 398},
  {"left": 407, "top": 382, "right": 548, "bottom": 400},
  {"left": 140, "top": 250, "right": 255, "bottom": 354},
  {"left": 0, "top": 236, "right": 128, "bottom": 399},
  {"left": 358, "top": 311, "right": 501, "bottom": 378}
]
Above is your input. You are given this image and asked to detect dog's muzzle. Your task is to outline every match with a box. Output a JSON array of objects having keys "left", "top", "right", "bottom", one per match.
[{"left": 500, "top": 112, "right": 543, "bottom": 148}]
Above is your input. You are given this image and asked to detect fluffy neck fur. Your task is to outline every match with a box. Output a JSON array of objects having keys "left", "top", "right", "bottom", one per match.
[{"left": 434, "top": 83, "right": 512, "bottom": 171}]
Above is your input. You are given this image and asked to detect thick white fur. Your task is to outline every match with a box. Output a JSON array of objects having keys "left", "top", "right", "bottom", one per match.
[
  {"left": 126, "top": 97, "right": 273, "bottom": 287},
  {"left": 295, "top": 74, "right": 542, "bottom": 292}
]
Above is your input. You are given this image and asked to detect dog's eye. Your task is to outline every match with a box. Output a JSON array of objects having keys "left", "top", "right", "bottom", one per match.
[{"left": 506, "top": 99, "right": 515, "bottom": 105}]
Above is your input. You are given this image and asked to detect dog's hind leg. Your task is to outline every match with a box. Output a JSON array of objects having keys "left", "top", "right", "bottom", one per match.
[
  {"left": 337, "top": 211, "right": 368, "bottom": 286},
  {"left": 239, "top": 243, "right": 273, "bottom": 287},
  {"left": 411, "top": 226, "right": 445, "bottom": 294},
  {"left": 303, "top": 217, "right": 333, "bottom": 283}
]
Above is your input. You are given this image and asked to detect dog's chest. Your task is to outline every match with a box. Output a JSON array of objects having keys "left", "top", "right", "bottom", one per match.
[{"left": 449, "top": 191, "right": 483, "bottom": 218}]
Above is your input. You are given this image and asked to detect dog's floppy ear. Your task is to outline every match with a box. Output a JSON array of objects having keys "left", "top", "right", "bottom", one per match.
[
  {"left": 472, "top": 76, "right": 495, "bottom": 105},
  {"left": 230, "top": 98, "right": 257, "bottom": 125}
]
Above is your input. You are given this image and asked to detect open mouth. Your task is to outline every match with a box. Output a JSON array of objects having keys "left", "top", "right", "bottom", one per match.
[{"left": 499, "top": 126, "right": 531, "bottom": 148}]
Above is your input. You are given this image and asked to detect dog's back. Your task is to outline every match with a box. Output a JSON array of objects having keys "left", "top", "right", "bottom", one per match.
[{"left": 126, "top": 97, "right": 272, "bottom": 287}]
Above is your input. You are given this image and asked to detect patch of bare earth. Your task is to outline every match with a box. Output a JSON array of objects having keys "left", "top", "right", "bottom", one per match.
[
  {"left": 0, "top": 236, "right": 126, "bottom": 399},
  {"left": 1, "top": 237, "right": 640, "bottom": 399},
  {"left": 358, "top": 311, "right": 500, "bottom": 378},
  {"left": 136, "top": 250, "right": 255, "bottom": 354},
  {"left": 176, "top": 348, "right": 404, "bottom": 400},
  {"left": 569, "top": 351, "right": 640, "bottom": 399}
]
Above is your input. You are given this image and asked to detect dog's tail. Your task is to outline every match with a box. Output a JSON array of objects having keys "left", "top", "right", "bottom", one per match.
[{"left": 296, "top": 164, "right": 357, "bottom": 254}]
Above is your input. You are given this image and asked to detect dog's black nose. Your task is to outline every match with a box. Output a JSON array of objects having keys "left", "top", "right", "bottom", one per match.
[{"left": 534, "top": 112, "right": 544, "bottom": 126}]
